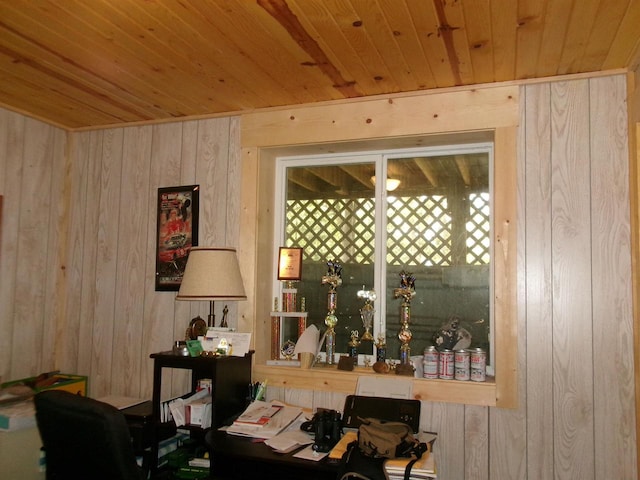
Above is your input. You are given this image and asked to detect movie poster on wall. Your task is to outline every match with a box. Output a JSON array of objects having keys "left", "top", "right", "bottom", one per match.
[{"left": 155, "top": 185, "right": 199, "bottom": 291}]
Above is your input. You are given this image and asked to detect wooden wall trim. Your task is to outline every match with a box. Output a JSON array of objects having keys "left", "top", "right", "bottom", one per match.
[
  {"left": 240, "top": 85, "right": 520, "bottom": 408},
  {"left": 629, "top": 68, "right": 640, "bottom": 480},
  {"left": 242, "top": 86, "right": 519, "bottom": 147}
]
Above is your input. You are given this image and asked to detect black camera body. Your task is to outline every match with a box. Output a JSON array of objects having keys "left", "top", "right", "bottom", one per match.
[{"left": 302, "top": 408, "right": 342, "bottom": 453}]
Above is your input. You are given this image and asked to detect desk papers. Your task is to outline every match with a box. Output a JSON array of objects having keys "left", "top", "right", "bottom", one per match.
[{"left": 223, "top": 400, "right": 303, "bottom": 439}]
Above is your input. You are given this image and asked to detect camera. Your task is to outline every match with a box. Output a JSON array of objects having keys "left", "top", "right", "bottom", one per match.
[{"left": 301, "top": 408, "right": 342, "bottom": 453}]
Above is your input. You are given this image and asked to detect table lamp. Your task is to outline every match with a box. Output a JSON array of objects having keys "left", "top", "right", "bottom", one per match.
[{"left": 176, "top": 246, "right": 246, "bottom": 327}]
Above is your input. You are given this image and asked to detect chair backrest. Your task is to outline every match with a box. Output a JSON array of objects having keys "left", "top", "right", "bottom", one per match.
[{"left": 34, "top": 390, "right": 142, "bottom": 480}]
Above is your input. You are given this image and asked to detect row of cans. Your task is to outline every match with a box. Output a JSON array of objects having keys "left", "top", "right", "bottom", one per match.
[{"left": 423, "top": 346, "right": 486, "bottom": 382}]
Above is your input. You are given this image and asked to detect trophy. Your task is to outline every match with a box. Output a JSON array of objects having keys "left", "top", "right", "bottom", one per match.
[
  {"left": 393, "top": 270, "right": 416, "bottom": 367},
  {"left": 357, "top": 286, "right": 376, "bottom": 341},
  {"left": 321, "top": 260, "right": 342, "bottom": 365},
  {"left": 348, "top": 330, "right": 360, "bottom": 364}
]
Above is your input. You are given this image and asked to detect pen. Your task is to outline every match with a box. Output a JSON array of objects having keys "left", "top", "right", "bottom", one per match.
[{"left": 255, "top": 379, "right": 267, "bottom": 401}]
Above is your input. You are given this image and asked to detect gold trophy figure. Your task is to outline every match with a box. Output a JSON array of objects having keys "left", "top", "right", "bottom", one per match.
[
  {"left": 393, "top": 270, "right": 416, "bottom": 373},
  {"left": 321, "top": 260, "right": 342, "bottom": 365}
]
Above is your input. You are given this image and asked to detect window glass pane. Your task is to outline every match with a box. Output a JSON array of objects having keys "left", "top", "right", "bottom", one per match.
[
  {"left": 384, "top": 154, "right": 491, "bottom": 361},
  {"left": 279, "top": 147, "right": 492, "bottom": 367},
  {"left": 284, "top": 162, "right": 376, "bottom": 358}
]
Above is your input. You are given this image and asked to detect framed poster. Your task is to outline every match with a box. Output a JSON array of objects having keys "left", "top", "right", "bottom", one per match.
[
  {"left": 277, "top": 247, "right": 303, "bottom": 281},
  {"left": 155, "top": 185, "right": 199, "bottom": 291}
]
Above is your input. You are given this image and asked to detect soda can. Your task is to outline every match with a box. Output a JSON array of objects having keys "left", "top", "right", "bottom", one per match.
[
  {"left": 423, "top": 346, "right": 439, "bottom": 379},
  {"left": 438, "top": 349, "right": 454, "bottom": 380},
  {"left": 470, "top": 348, "right": 487, "bottom": 382},
  {"left": 454, "top": 349, "right": 470, "bottom": 381}
]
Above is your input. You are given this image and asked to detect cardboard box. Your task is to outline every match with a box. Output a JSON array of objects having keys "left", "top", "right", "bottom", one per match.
[{"left": 2, "top": 373, "right": 88, "bottom": 396}]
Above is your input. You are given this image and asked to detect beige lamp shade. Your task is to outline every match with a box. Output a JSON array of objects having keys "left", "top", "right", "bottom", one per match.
[{"left": 176, "top": 247, "right": 246, "bottom": 300}]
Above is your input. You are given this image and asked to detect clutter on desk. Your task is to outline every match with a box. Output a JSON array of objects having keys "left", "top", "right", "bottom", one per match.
[
  {"left": 299, "top": 408, "right": 342, "bottom": 453},
  {"left": 332, "top": 430, "right": 438, "bottom": 480},
  {"left": 247, "top": 379, "right": 267, "bottom": 402},
  {"left": 223, "top": 400, "right": 303, "bottom": 439},
  {"left": 263, "top": 428, "right": 314, "bottom": 454}
]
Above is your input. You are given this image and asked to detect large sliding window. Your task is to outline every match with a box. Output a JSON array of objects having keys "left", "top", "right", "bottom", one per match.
[{"left": 275, "top": 143, "right": 493, "bottom": 372}]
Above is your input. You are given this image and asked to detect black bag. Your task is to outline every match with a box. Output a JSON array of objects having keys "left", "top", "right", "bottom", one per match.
[{"left": 337, "top": 441, "right": 386, "bottom": 480}]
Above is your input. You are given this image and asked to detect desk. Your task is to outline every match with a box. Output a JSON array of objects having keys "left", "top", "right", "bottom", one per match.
[{"left": 205, "top": 429, "right": 339, "bottom": 480}]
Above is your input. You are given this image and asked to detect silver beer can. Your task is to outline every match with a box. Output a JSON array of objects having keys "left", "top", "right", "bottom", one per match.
[
  {"left": 438, "top": 349, "right": 454, "bottom": 380},
  {"left": 423, "top": 346, "right": 439, "bottom": 379},
  {"left": 454, "top": 349, "right": 470, "bottom": 381},
  {"left": 470, "top": 348, "right": 487, "bottom": 382}
]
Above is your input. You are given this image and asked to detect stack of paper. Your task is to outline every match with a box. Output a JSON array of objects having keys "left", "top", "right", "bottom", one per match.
[
  {"left": 234, "top": 403, "right": 282, "bottom": 426},
  {"left": 385, "top": 432, "right": 438, "bottom": 480},
  {"left": 224, "top": 400, "right": 303, "bottom": 439},
  {"left": 168, "top": 389, "right": 212, "bottom": 427}
]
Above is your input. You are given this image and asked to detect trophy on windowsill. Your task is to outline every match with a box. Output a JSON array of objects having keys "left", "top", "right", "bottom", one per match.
[
  {"left": 321, "top": 260, "right": 342, "bottom": 365},
  {"left": 393, "top": 270, "right": 416, "bottom": 375},
  {"left": 357, "top": 286, "right": 376, "bottom": 342}
]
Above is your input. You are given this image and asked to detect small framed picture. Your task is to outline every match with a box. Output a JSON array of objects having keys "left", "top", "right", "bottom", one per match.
[
  {"left": 277, "top": 247, "right": 303, "bottom": 281},
  {"left": 155, "top": 185, "right": 199, "bottom": 291}
]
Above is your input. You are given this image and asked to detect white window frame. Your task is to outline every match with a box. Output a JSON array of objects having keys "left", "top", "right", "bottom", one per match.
[{"left": 273, "top": 143, "right": 495, "bottom": 373}]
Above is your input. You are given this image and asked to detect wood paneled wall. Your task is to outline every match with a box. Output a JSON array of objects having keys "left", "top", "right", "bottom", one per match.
[
  {"left": 0, "top": 115, "right": 242, "bottom": 401},
  {"left": 265, "top": 76, "right": 637, "bottom": 479},
  {"left": 0, "top": 74, "right": 636, "bottom": 479}
]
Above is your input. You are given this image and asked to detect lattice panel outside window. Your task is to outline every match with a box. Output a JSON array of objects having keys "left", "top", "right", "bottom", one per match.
[
  {"left": 387, "top": 195, "right": 451, "bottom": 266},
  {"left": 466, "top": 193, "right": 490, "bottom": 265},
  {"left": 286, "top": 194, "right": 489, "bottom": 266},
  {"left": 286, "top": 198, "right": 375, "bottom": 263}
]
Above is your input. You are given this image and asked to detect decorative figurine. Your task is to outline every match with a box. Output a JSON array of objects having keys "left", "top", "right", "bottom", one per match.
[
  {"left": 321, "top": 260, "right": 342, "bottom": 365},
  {"left": 393, "top": 270, "right": 416, "bottom": 368},
  {"left": 357, "top": 286, "right": 376, "bottom": 341},
  {"left": 432, "top": 316, "right": 472, "bottom": 350},
  {"left": 220, "top": 304, "right": 229, "bottom": 328}
]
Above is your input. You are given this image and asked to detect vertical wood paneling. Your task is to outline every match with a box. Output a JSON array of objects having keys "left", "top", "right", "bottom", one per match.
[
  {"left": 174, "top": 120, "right": 205, "bottom": 329},
  {"left": 0, "top": 110, "right": 24, "bottom": 381},
  {"left": 143, "top": 122, "right": 185, "bottom": 401},
  {"left": 14, "top": 118, "right": 55, "bottom": 377},
  {"left": 41, "top": 127, "right": 68, "bottom": 370},
  {"left": 112, "top": 126, "right": 152, "bottom": 398},
  {"left": 523, "top": 82, "right": 555, "bottom": 480},
  {"left": 90, "top": 128, "right": 124, "bottom": 396},
  {"left": 0, "top": 73, "right": 637, "bottom": 480},
  {"left": 77, "top": 131, "right": 107, "bottom": 378},
  {"left": 463, "top": 406, "right": 488, "bottom": 479},
  {"left": 589, "top": 75, "right": 637, "bottom": 479},
  {"left": 56, "top": 134, "right": 90, "bottom": 372},
  {"left": 424, "top": 402, "right": 465, "bottom": 479},
  {"left": 550, "top": 80, "right": 595, "bottom": 480}
]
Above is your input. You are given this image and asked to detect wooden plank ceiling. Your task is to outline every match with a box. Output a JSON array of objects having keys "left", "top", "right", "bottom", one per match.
[{"left": 0, "top": 0, "right": 639, "bottom": 130}]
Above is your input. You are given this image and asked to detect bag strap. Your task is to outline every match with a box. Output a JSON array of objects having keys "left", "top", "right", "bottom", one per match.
[
  {"left": 402, "top": 442, "right": 428, "bottom": 480},
  {"left": 403, "top": 457, "right": 419, "bottom": 480}
]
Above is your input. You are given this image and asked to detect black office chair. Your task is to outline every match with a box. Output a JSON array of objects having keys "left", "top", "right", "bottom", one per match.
[{"left": 34, "top": 390, "right": 148, "bottom": 480}]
